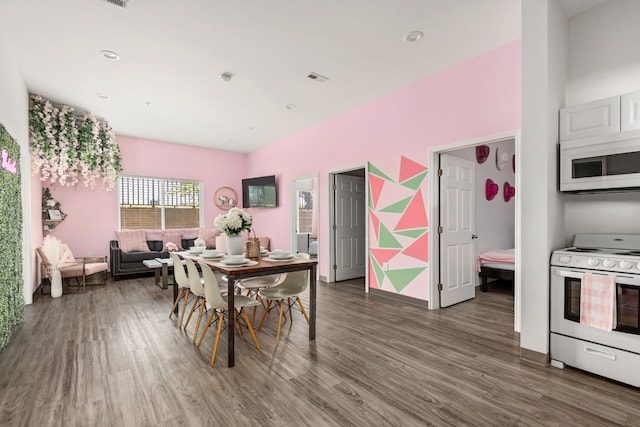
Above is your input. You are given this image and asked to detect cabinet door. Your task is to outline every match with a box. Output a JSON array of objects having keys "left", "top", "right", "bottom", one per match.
[
  {"left": 559, "top": 95, "right": 620, "bottom": 141},
  {"left": 621, "top": 90, "right": 640, "bottom": 132}
]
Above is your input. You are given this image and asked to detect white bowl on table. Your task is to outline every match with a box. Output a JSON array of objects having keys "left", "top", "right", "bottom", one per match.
[
  {"left": 224, "top": 254, "right": 246, "bottom": 264},
  {"left": 189, "top": 246, "right": 204, "bottom": 254},
  {"left": 202, "top": 249, "right": 222, "bottom": 258},
  {"left": 270, "top": 249, "right": 292, "bottom": 259}
]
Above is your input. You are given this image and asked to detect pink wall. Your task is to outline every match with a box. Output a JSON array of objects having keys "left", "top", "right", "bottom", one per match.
[
  {"left": 37, "top": 136, "right": 246, "bottom": 289},
  {"left": 246, "top": 40, "right": 522, "bottom": 298}
]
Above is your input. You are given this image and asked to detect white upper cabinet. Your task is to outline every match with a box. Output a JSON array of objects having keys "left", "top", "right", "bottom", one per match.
[
  {"left": 621, "top": 90, "right": 640, "bottom": 132},
  {"left": 559, "top": 96, "right": 620, "bottom": 141}
]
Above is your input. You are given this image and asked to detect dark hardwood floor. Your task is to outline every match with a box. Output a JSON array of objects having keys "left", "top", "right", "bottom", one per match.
[{"left": 1, "top": 276, "right": 639, "bottom": 426}]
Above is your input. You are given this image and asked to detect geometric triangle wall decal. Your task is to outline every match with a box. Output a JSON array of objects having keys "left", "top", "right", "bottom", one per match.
[
  {"left": 369, "top": 210, "right": 381, "bottom": 240},
  {"left": 369, "top": 174, "right": 385, "bottom": 210},
  {"left": 379, "top": 223, "right": 402, "bottom": 248},
  {"left": 370, "top": 248, "right": 402, "bottom": 266},
  {"left": 402, "top": 232, "right": 429, "bottom": 262},
  {"left": 399, "top": 156, "right": 428, "bottom": 183},
  {"left": 368, "top": 162, "right": 395, "bottom": 182},
  {"left": 394, "top": 190, "right": 428, "bottom": 231},
  {"left": 380, "top": 196, "right": 412, "bottom": 213},
  {"left": 386, "top": 267, "right": 427, "bottom": 292},
  {"left": 371, "top": 257, "right": 385, "bottom": 288},
  {"left": 395, "top": 228, "right": 427, "bottom": 239},
  {"left": 402, "top": 171, "right": 427, "bottom": 191}
]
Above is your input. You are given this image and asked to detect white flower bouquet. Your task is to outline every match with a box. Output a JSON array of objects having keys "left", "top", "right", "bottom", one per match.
[{"left": 214, "top": 207, "right": 252, "bottom": 236}]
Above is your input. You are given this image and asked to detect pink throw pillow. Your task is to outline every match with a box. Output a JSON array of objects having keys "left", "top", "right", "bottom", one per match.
[
  {"left": 146, "top": 230, "right": 164, "bottom": 241},
  {"left": 116, "top": 230, "right": 149, "bottom": 252},
  {"left": 162, "top": 232, "right": 183, "bottom": 251},
  {"left": 199, "top": 227, "right": 220, "bottom": 248},
  {"left": 181, "top": 228, "right": 199, "bottom": 240}
]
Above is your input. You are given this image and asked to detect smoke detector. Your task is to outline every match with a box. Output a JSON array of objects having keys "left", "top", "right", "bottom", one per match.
[
  {"left": 220, "top": 72, "right": 233, "bottom": 82},
  {"left": 102, "top": 0, "right": 129, "bottom": 9},
  {"left": 307, "top": 72, "right": 329, "bottom": 83}
]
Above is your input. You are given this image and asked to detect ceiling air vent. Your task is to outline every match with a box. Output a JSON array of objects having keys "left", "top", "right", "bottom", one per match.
[
  {"left": 102, "top": 0, "right": 129, "bottom": 9},
  {"left": 307, "top": 72, "right": 329, "bottom": 83}
]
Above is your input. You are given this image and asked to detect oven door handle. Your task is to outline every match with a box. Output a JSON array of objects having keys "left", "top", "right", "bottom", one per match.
[{"left": 555, "top": 269, "right": 640, "bottom": 285}]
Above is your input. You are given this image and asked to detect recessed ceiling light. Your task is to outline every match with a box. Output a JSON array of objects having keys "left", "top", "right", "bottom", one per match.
[
  {"left": 100, "top": 50, "right": 120, "bottom": 60},
  {"left": 404, "top": 30, "right": 424, "bottom": 43},
  {"left": 96, "top": 92, "right": 110, "bottom": 99},
  {"left": 220, "top": 72, "right": 233, "bottom": 82},
  {"left": 285, "top": 104, "right": 296, "bottom": 110}
]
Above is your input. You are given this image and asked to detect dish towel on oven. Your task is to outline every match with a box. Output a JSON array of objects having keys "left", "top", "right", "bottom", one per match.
[{"left": 580, "top": 273, "right": 616, "bottom": 331}]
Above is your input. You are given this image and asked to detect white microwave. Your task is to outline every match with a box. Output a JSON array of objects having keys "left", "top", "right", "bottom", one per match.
[{"left": 560, "top": 134, "right": 640, "bottom": 192}]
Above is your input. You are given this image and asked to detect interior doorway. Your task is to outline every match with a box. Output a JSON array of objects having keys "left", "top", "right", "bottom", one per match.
[
  {"left": 328, "top": 166, "right": 367, "bottom": 284},
  {"left": 429, "top": 130, "right": 521, "bottom": 332},
  {"left": 290, "top": 174, "right": 319, "bottom": 259}
]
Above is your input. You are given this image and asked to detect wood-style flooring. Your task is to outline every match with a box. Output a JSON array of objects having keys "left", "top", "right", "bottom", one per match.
[{"left": 1, "top": 276, "right": 639, "bottom": 426}]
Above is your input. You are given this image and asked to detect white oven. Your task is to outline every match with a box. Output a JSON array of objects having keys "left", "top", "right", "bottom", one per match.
[
  {"left": 549, "top": 234, "right": 640, "bottom": 387},
  {"left": 560, "top": 135, "right": 640, "bottom": 192}
]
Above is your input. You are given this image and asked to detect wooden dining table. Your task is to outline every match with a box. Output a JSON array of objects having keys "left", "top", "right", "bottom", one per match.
[{"left": 176, "top": 253, "right": 318, "bottom": 367}]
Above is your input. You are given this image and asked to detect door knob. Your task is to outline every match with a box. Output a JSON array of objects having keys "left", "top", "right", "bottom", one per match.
[{"left": 471, "top": 234, "right": 478, "bottom": 239}]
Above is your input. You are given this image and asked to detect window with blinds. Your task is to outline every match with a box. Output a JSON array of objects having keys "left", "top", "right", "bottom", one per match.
[{"left": 119, "top": 176, "right": 201, "bottom": 229}]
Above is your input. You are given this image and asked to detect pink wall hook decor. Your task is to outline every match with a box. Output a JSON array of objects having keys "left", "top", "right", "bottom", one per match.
[
  {"left": 486, "top": 178, "right": 499, "bottom": 201},
  {"left": 476, "top": 145, "right": 490, "bottom": 164},
  {"left": 504, "top": 181, "right": 515, "bottom": 202}
]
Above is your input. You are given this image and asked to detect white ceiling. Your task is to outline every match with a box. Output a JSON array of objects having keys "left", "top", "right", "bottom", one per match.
[{"left": 0, "top": 1, "right": 604, "bottom": 153}]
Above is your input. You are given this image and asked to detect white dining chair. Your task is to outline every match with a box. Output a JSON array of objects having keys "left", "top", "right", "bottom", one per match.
[
  {"left": 196, "top": 263, "right": 262, "bottom": 366},
  {"left": 257, "top": 253, "right": 310, "bottom": 345},
  {"left": 169, "top": 253, "right": 191, "bottom": 328}
]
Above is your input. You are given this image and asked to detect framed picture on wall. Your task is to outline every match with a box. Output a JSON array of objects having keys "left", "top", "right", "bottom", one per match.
[{"left": 48, "top": 209, "right": 62, "bottom": 221}]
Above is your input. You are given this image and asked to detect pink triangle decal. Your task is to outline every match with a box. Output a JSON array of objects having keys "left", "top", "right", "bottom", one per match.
[
  {"left": 394, "top": 190, "right": 428, "bottom": 231},
  {"left": 399, "top": 156, "right": 428, "bottom": 183},
  {"left": 369, "top": 262, "right": 379, "bottom": 289},
  {"left": 369, "top": 211, "right": 381, "bottom": 240},
  {"left": 403, "top": 232, "right": 429, "bottom": 262},
  {"left": 369, "top": 174, "right": 385, "bottom": 209},
  {"left": 370, "top": 248, "right": 402, "bottom": 266}
]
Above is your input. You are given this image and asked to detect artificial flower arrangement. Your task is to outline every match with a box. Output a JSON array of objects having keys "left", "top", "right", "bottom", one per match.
[
  {"left": 29, "top": 94, "right": 122, "bottom": 191},
  {"left": 214, "top": 207, "right": 252, "bottom": 236},
  {"left": 166, "top": 242, "right": 178, "bottom": 252}
]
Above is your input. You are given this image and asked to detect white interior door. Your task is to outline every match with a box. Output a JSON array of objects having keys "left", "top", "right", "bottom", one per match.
[
  {"left": 439, "top": 154, "right": 476, "bottom": 307},
  {"left": 335, "top": 173, "right": 366, "bottom": 281}
]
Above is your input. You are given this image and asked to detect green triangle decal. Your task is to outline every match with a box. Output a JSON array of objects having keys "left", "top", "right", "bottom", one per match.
[
  {"left": 386, "top": 267, "right": 427, "bottom": 293},
  {"left": 395, "top": 228, "right": 427, "bottom": 238},
  {"left": 368, "top": 162, "right": 395, "bottom": 182},
  {"left": 379, "top": 223, "right": 402, "bottom": 248},
  {"left": 371, "top": 255, "right": 385, "bottom": 286},
  {"left": 402, "top": 171, "right": 428, "bottom": 191},
  {"left": 380, "top": 196, "right": 412, "bottom": 213},
  {"left": 368, "top": 184, "right": 373, "bottom": 209}
]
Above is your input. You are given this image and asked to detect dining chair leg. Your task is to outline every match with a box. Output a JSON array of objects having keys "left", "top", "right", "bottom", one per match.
[
  {"left": 234, "top": 309, "right": 245, "bottom": 336},
  {"left": 257, "top": 300, "right": 273, "bottom": 331},
  {"left": 297, "top": 297, "right": 310, "bottom": 324},
  {"left": 287, "top": 298, "right": 293, "bottom": 322},
  {"left": 276, "top": 300, "right": 285, "bottom": 345},
  {"left": 192, "top": 301, "right": 206, "bottom": 343},
  {"left": 210, "top": 312, "right": 225, "bottom": 366},
  {"left": 178, "top": 289, "right": 190, "bottom": 328},
  {"left": 197, "top": 310, "right": 216, "bottom": 349},
  {"left": 170, "top": 288, "right": 184, "bottom": 320},
  {"left": 184, "top": 296, "right": 200, "bottom": 332},
  {"left": 240, "top": 310, "right": 261, "bottom": 352}
]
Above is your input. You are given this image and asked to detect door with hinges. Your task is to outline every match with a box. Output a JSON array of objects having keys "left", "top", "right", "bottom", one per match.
[
  {"left": 334, "top": 173, "right": 366, "bottom": 281},
  {"left": 439, "top": 154, "right": 476, "bottom": 307}
]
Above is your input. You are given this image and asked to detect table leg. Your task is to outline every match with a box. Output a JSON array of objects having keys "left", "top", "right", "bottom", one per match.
[
  {"left": 309, "top": 264, "right": 316, "bottom": 340},
  {"left": 172, "top": 272, "right": 178, "bottom": 315},
  {"left": 161, "top": 263, "right": 168, "bottom": 290},
  {"left": 227, "top": 276, "right": 235, "bottom": 367},
  {"left": 154, "top": 269, "right": 161, "bottom": 286}
]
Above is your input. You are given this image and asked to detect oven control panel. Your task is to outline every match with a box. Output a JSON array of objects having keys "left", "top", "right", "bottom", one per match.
[{"left": 551, "top": 251, "right": 640, "bottom": 274}]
